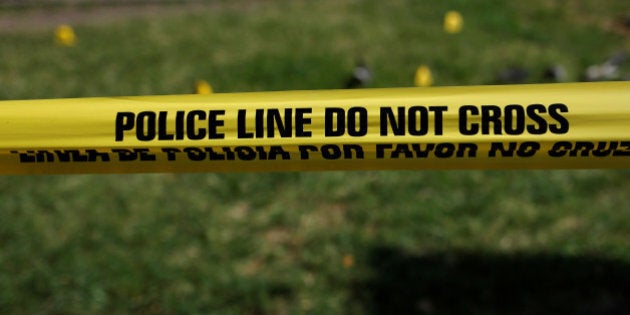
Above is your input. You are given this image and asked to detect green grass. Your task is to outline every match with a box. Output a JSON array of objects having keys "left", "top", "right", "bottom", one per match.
[{"left": 1, "top": 1, "right": 630, "bottom": 314}]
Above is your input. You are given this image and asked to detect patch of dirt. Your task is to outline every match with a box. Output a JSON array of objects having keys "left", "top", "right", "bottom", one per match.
[{"left": 0, "top": 1, "right": 258, "bottom": 33}]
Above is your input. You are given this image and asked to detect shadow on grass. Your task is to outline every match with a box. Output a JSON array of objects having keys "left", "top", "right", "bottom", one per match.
[{"left": 353, "top": 246, "right": 630, "bottom": 315}]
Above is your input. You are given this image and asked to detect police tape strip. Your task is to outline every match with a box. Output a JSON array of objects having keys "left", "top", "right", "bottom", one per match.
[{"left": 1, "top": 82, "right": 629, "bottom": 174}]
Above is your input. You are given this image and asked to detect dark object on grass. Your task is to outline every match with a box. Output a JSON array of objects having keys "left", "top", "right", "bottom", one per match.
[
  {"left": 583, "top": 51, "right": 626, "bottom": 81},
  {"left": 344, "top": 60, "right": 372, "bottom": 88},
  {"left": 496, "top": 66, "right": 529, "bottom": 84},
  {"left": 354, "top": 246, "right": 630, "bottom": 315},
  {"left": 613, "top": 14, "right": 630, "bottom": 34},
  {"left": 543, "top": 64, "right": 568, "bottom": 82}
]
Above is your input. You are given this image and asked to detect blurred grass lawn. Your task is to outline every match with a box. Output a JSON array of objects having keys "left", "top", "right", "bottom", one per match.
[{"left": 1, "top": 0, "right": 629, "bottom": 314}]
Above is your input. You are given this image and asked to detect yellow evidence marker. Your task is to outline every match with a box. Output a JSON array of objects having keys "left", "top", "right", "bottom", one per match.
[
  {"left": 414, "top": 65, "right": 434, "bottom": 87},
  {"left": 195, "top": 80, "right": 213, "bottom": 94},
  {"left": 54, "top": 24, "right": 77, "bottom": 46},
  {"left": 444, "top": 11, "right": 463, "bottom": 34}
]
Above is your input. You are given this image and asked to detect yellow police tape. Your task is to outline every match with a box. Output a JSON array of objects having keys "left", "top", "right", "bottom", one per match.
[{"left": 1, "top": 82, "right": 629, "bottom": 174}]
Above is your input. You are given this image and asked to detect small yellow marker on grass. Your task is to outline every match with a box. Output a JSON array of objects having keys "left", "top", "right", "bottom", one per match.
[
  {"left": 414, "top": 65, "right": 433, "bottom": 87},
  {"left": 195, "top": 80, "right": 213, "bottom": 94},
  {"left": 444, "top": 10, "right": 463, "bottom": 34},
  {"left": 54, "top": 24, "right": 76, "bottom": 46}
]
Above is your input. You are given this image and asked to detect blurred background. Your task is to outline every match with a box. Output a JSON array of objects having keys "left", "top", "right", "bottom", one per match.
[{"left": 1, "top": 0, "right": 629, "bottom": 314}]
